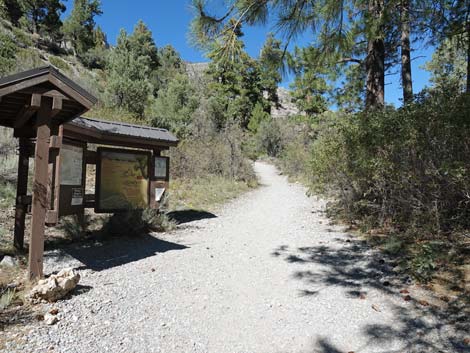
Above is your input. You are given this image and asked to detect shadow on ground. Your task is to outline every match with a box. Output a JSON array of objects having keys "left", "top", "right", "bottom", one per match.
[
  {"left": 167, "top": 209, "right": 217, "bottom": 224},
  {"left": 44, "top": 233, "right": 188, "bottom": 272},
  {"left": 273, "top": 236, "right": 469, "bottom": 353}
]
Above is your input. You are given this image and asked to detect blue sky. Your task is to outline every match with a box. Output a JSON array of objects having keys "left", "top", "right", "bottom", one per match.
[{"left": 65, "top": 0, "right": 433, "bottom": 107}]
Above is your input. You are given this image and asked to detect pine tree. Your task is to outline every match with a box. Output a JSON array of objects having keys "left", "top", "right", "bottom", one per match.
[
  {"left": 259, "top": 33, "right": 283, "bottom": 108},
  {"left": 17, "top": 0, "right": 65, "bottom": 39},
  {"left": 154, "top": 45, "right": 185, "bottom": 93},
  {"left": 150, "top": 73, "right": 199, "bottom": 137},
  {"left": 128, "top": 20, "right": 159, "bottom": 69},
  {"left": 63, "top": 0, "right": 102, "bottom": 55},
  {"left": 191, "top": 0, "right": 399, "bottom": 110},
  {"left": 205, "top": 20, "right": 264, "bottom": 128},
  {"left": 106, "top": 29, "right": 152, "bottom": 117},
  {"left": 289, "top": 46, "right": 329, "bottom": 116},
  {"left": 2, "top": 0, "right": 24, "bottom": 25}
]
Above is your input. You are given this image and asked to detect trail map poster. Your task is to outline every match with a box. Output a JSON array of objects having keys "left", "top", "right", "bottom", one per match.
[
  {"left": 97, "top": 149, "right": 149, "bottom": 211},
  {"left": 60, "top": 144, "right": 83, "bottom": 185}
]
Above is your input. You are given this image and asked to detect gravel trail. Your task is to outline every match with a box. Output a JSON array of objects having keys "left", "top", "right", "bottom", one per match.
[{"left": 4, "top": 162, "right": 466, "bottom": 353}]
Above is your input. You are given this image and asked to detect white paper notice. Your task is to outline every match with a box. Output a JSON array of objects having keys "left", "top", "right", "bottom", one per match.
[
  {"left": 155, "top": 188, "right": 165, "bottom": 202},
  {"left": 60, "top": 145, "right": 83, "bottom": 185}
]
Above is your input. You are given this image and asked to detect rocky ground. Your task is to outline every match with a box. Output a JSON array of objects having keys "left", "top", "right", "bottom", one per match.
[{"left": 1, "top": 162, "right": 468, "bottom": 353}]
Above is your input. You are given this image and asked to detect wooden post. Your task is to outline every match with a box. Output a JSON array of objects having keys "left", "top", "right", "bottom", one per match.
[
  {"left": 13, "top": 137, "right": 30, "bottom": 250},
  {"left": 28, "top": 100, "right": 52, "bottom": 280}
]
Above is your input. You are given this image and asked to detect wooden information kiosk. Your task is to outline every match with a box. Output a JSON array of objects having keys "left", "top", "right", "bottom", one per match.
[{"left": 0, "top": 67, "right": 178, "bottom": 280}]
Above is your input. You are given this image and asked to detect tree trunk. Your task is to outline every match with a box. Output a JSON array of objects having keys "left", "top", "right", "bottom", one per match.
[
  {"left": 466, "top": 22, "right": 470, "bottom": 93},
  {"left": 365, "top": 38, "right": 385, "bottom": 109},
  {"left": 365, "top": 0, "right": 385, "bottom": 110},
  {"left": 401, "top": 0, "right": 413, "bottom": 103}
]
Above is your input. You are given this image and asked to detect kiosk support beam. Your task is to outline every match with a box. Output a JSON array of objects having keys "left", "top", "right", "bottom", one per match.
[
  {"left": 13, "top": 138, "right": 30, "bottom": 250},
  {"left": 28, "top": 99, "right": 53, "bottom": 280}
]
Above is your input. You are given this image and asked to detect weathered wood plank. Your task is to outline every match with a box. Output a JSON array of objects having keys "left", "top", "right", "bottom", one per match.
[
  {"left": 13, "top": 93, "right": 42, "bottom": 128},
  {"left": 13, "top": 138, "right": 30, "bottom": 250},
  {"left": 28, "top": 100, "right": 52, "bottom": 280}
]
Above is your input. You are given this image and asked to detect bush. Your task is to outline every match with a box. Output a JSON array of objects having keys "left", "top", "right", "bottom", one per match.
[
  {"left": 256, "top": 118, "right": 283, "bottom": 157},
  {"left": 308, "top": 88, "right": 470, "bottom": 235},
  {"left": 0, "top": 31, "right": 16, "bottom": 76},
  {"left": 102, "top": 209, "right": 175, "bottom": 237},
  {"left": 170, "top": 123, "right": 256, "bottom": 185},
  {"left": 60, "top": 214, "right": 91, "bottom": 241},
  {"left": 48, "top": 55, "right": 72, "bottom": 73},
  {"left": 80, "top": 47, "right": 109, "bottom": 69}
]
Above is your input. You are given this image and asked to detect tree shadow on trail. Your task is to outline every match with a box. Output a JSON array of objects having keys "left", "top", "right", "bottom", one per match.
[
  {"left": 167, "top": 209, "right": 217, "bottom": 225},
  {"left": 44, "top": 233, "right": 188, "bottom": 272},
  {"left": 272, "top": 237, "right": 469, "bottom": 353}
]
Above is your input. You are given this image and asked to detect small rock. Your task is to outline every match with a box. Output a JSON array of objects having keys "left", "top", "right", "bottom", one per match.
[
  {"left": 403, "top": 295, "right": 412, "bottom": 301},
  {"left": 371, "top": 304, "right": 381, "bottom": 312},
  {"left": 44, "top": 313, "right": 58, "bottom": 325},
  {"left": 28, "top": 268, "right": 80, "bottom": 303},
  {"left": 0, "top": 256, "right": 18, "bottom": 267},
  {"left": 439, "top": 295, "right": 450, "bottom": 302},
  {"left": 49, "top": 308, "right": 59, "bottom": 315}
]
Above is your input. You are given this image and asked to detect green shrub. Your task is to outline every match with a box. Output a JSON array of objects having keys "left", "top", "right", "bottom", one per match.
[
  {"left": 102, "top": 209, "right": 175, "bottom": 237},
  {"left": 0, "top": 31, "right": 16, "bottom": 76},
  {"left": 170, "top": 124, "right": 256, "bottom": 185},
  {"left": 60, "top": 214, "right": 90, "bottom": 241},
  {"left": 410, "top": 241, "right": 448, "bottom": 282},
  {"left": 14, "top": 48, "right": 44, "bottom": 72},
  {"left": 11, "top": 26, "right": 33, "bottom": 47},
  {"left": 382, "top": 236, "right": 404, "bottom": 255},
  {"left": 0, "top": 182, "right": 15, "bottom": 208},
  {"left": 80, "top": 47, "right": 109, "bottom": 69},
  {"left": 256, "top": 118, "right": 283, "bottom": 157},
  {"left": 308, "top": 89, "right": 470, "bottom": 234},
  {"left": 0, "top": 288, "right": 15, "bottom": 310},
  {"left": 48, "top": 55, "right": 72, "bottom": 73}
]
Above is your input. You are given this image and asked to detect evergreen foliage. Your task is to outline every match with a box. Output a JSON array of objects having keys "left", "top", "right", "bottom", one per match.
[
  {"left": 63, "top": 0, "right": 102, "bottom": 55},
  {"left": 150, "top": 73, "right": 199, "bottom": 137},
  {"left": 0, "top": 32, "right": 16, "bottom": 76},
  {"left": 105, "top": 29, "right": 152, "bottom": 117},
  {"left": 19, "top": 0, "right": 66, "bottom": 39}
]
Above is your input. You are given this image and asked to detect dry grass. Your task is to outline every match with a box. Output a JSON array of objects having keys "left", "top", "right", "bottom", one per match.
[{"left": 170, "top": 176, "right": 254, "bottom": 212}]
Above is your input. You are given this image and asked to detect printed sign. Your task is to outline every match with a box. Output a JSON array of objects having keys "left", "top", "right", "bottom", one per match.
[
  {"left": 60, "top": 144, "right": 83, "bottom": 185},
  {"left": 154, "top": 156, "right": 168, "bottom": 179},
  {"left": 97, "top": 149, "right": 149, "bottom": 211},
  {"left": 155, "top": 187, "right": 165, "bottom": 202},
  {"left": 71, "top": 188, "right": 83, "bottom": 206}
]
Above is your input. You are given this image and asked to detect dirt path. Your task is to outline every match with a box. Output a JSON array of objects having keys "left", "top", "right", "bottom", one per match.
[{"left": 4, "top": 162, "right": 465, "bottom": 353}]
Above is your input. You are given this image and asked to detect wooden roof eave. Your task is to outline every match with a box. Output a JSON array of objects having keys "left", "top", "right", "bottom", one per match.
[
  {"left": 63, "top": 122, "right": 178, "bottom": 150},
  {"left": 0, "top": 66, "right": 97, "bottom": 108},
  {"left": 0, "top": 66, "right": 97, "bottom": 130}
]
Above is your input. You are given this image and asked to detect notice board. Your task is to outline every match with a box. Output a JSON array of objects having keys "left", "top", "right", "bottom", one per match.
[
  {"left": 58, "top": 141, "right": 86, "bottom": 217},
  {"left": 96, "top": 148, "right": 150, "bottom": 212}
]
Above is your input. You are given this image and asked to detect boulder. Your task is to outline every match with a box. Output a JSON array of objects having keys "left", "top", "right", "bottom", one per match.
[
  {"left": 28, "top": 268, "right": 80, "bottom": 303},
  {"left": 0, "top": 255, "right": 18, "bottom": 267}
]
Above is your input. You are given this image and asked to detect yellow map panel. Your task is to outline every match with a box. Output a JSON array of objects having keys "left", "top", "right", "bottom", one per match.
[{"left": 99, "top": 150, "right": 149, "bottom": 210}]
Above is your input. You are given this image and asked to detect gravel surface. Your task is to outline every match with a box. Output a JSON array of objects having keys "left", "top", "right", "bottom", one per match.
[{"left": 2, "top": 162, "right": 467, "bottom": 353}]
